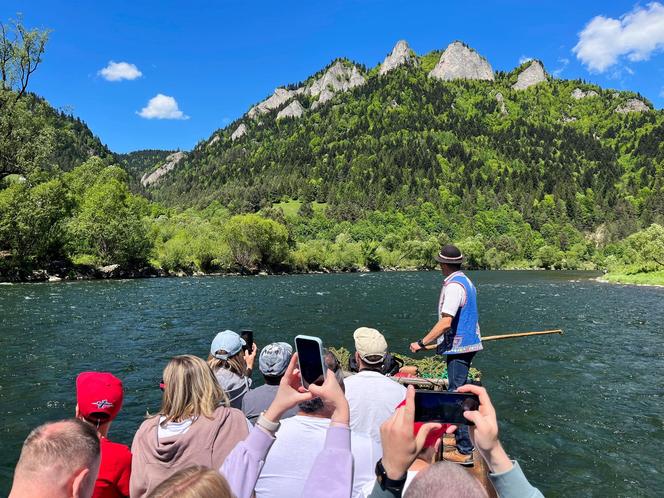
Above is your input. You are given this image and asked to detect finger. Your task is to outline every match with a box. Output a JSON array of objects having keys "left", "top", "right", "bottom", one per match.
[
  {"left": 403, "top": 385, "right": 416, "bottom": 423},
  {"left": 457, "top": 384, "right": 492, "bottom": 410},
  {"left": 415, "top": 422, "right": 442, "bottom": 451},
  {"left": 284, "top": 353, "right": 299, "bottom": 378},
  {"left": 445, "top": 424, "right": 457, "bottom": 434},
  {"left": 462, "top": 410, "right": 483, "bottom": 427}
]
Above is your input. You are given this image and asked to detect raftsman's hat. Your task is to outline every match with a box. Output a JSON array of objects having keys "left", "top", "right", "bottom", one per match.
[{"left": 435, "top": 244, "right": 463, "bottom": 265}]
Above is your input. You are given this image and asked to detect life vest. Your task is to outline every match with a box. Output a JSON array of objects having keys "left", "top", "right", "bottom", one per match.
[{"left": 436, "top": 272, "right": 483, "bottom": 355}]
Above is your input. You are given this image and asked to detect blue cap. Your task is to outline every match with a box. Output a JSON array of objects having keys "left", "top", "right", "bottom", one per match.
[{"left": 210, "top": 330, "right": 245, "bottom": 360}]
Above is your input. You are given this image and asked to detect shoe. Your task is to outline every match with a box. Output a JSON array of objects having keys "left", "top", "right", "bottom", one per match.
[
  {"left": 442, "top": 434, "right": 456, "bottom": 448},
  {"left": 443, "top": 449, "right": 474, "bottom": 466}
]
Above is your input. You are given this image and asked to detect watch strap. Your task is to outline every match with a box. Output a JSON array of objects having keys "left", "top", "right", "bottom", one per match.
[
  {"left": 375, "top": 458, "right": 407, "bottom": 492},
  {"left": 256, "top": 413, "right": 280, "bottom": 433}
]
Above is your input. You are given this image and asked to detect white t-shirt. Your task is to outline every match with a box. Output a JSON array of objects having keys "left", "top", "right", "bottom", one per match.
[
  {"left": 438, "top": 271, "right": 468, "bottom": 319},
  {"left": 344, "top": 371, "right": 407, "bottom": 446},
  {"left": 361, "top": 470, "right": 418, "bottom": 497},
  {"left": 255, "top": 415, "right": 380, "bottom": 498}
]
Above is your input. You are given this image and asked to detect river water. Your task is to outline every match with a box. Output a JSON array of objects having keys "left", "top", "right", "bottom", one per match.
[{"left": 0, "top": 271, "right": 662, "bottom": 496}]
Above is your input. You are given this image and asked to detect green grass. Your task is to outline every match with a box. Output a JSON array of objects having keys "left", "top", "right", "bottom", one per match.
[
  {"left": 272, "top": 199, "right": 327, "bottom": 217},
  {"left": 604, "top": 270, "right": 664, "bottom": 286}
]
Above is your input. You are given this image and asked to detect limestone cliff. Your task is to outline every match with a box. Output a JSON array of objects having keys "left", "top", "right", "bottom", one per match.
[
  {"left": 512, "top": 61, "right": 547, "bottom": 90},
  {"left": 231, "top": 123, "right": 247, "bottom": 141},
  {"left": 248, "top": 88, "right": 298, "bottom": 118},
  {"left": 141, "top": 151, "right": 186, "bottom": 187},
  {"left": 428, "top": 41, "right": 494, "bottom": 81},
  {"left": 276, "top": 100, "right": 304, "bottom": 119},
  {"left": 615, "top": 98, "right": 650, "bottom": 114},
  {"left": 571, "top": 88, "right": 599, "bottom": 100},
  {"left": 307, "top": 61, "right": 366, "bottom": 107}
]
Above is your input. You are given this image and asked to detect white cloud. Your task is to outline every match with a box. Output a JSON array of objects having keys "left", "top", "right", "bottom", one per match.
[
  {"left": 99, "top": 61, "right": 142, "bottom": 81},
  {"left": 137, "top": 94, "right": 189, "bottom": 120},
  {"left": 519, "top": 55, "right": 533, "bottom": 65},
  {"left": 573, "top": 2, "right": 664, "bottom": 72},
  {"left": 552, "top": 57, "right": 570, "bottom": 77}
]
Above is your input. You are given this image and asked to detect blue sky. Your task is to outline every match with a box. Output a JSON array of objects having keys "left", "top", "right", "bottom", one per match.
[{"left": 3, "top": 1, "right": 664, "bottom": 153}]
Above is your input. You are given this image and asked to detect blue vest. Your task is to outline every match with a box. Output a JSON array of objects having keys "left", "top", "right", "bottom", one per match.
[{"left": 437, "top": 272, "right": 483, "bottom": 355}]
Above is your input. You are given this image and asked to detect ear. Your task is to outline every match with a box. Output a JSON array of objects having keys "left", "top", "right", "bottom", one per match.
[{"left": 70, "top": 467, "right": 90, "bottom": 498}]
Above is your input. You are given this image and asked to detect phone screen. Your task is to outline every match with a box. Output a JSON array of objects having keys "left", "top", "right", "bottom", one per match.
[
  {"left": 295, "top": 336, "right": 325, "bottom": 389},
  {"left": 414, "top": 391, "right": 480, "bottom": 425},
  {"left": 240, "top": 330, "right": 253, "bottom": 352}
]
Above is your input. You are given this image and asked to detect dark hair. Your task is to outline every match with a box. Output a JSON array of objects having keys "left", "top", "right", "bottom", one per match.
[
  {"left": 298, "top": 350, "right": 344, "bottom": 413},
  {"left": 15, "top": 419, "right": 100, "bottom": 475},
  {"left": 263, "top": 374, "right": 282, "bottom": 386}
]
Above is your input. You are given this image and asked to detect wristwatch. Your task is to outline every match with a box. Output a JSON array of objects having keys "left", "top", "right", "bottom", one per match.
[
  {"left": 256, "top": 413, "right": 280, "bottom": 434},
  {"left": 375, "top": 458, "right": 407, "bottom": 492},
  {"left": 417, "top": 339, "right": 426, "bottom": 349}
]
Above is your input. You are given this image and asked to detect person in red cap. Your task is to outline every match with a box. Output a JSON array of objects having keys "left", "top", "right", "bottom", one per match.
[{"left": 76, "top": 372, "right": 131, "bottom": 498}]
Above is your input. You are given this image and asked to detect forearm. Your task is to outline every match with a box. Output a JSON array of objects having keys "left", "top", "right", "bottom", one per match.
[
  {"left": 488, "top": 460, "right": 544, "bottom": 498},
  {"left": 220, "top": 425, "right": 275, "bottom": 498},
  {"left": 300, "top": 426, "right": 353, "bottom": 498},
  {"left": 421, "top": 317, "right": 452, "bottom": 345},
  {"left": 479, "top": 441, "right": 513, "bottom": 474}
]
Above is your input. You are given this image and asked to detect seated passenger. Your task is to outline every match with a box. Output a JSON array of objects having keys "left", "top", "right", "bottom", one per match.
[
  {"left": 242, "top": 342, "right": 298, "bottom": 424},
  {"left": 9, "top": 419, "right": 101, "bottom": 498},
  {"left": 147, "top": 466, "right": 231, "bottom": 498},
  {"left": 344, "top": 327, "right": 406, "bottom": 445},
  {"left": 75, "top": 371, "right": 131, "bottom": 498},
  {"left": 255, "top": 351, "right": 379, "bottom": 498},
  {"left": 130, "top": 355, "right": 249, "bottom": 498},
  {"left": 208, "top": 330, "right": 257, "bottom": 409}
]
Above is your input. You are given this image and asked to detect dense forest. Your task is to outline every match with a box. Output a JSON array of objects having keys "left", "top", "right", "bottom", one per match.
[{"left": 0, "top": 21, "right": 662, "bottom": 283}]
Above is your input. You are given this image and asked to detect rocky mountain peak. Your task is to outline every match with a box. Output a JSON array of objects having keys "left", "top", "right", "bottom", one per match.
[
  {"left": 512, "top": 60, "right": 547, "bottom": 90},
  {"left": 307, "top": 61, "right": 366, "bottom": 107},
  {"left": 615, "top": 98, "right": 649, "bottom": 114},
  {"left": 379, "top": 40, "right": 417, "bottom": 75},
  {"left": 428, "top": 41, "right": 494, "bottom": 81},
  {"left": 141, "top": 151, "right": 186, "bottom": 187}
]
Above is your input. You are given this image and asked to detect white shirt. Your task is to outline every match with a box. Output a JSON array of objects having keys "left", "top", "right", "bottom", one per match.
[
  {"left": 255, "top": 415, "right": 380, "bottom": 498},
  {"left": 344, "top": 371, "right": 407, "bottom": 446},
  {"left": 438, "top": 271, "right": 467, "bottom": 318},
  {"left": 361, "top": 470, "right": 418, "bottom": 497}
]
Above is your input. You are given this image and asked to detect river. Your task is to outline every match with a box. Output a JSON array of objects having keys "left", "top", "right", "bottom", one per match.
[{"left": 0, "top": 271, "right": 662, "bottom": 496}]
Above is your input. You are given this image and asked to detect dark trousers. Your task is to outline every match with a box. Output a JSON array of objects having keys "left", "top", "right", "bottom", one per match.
[{"left": 446, "top": 351, "right": 476, "bottom": 455}]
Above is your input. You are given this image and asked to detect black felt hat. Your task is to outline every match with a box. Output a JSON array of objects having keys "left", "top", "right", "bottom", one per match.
[{"left": 435, "top": 244, "right": 463, "bottom": 264}]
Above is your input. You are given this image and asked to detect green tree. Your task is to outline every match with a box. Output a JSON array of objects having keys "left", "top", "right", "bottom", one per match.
[
  {"left": 223, "top": 214, "right": 289, "bottom": 271},
  {"left": 67, "top": 179, "right": 151, "bottom": 265}
]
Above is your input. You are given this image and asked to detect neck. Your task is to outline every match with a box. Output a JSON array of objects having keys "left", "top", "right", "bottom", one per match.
[
  {"left": 297, "top": 410, "right": 333, "bottom": 419},
  {"left": 409, "top": 457, "right": 431, "bottom": 472},
  {"left": 9, "top": 477, "right": 65, "bottom": 498}
]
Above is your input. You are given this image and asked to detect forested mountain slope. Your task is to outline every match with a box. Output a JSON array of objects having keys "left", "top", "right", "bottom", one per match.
[{"left": 147, "top": 42, "right": 663, "bottom": 243}]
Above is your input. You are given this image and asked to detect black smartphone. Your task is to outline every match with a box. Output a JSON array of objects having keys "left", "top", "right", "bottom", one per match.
[
  {"left": 414, "top": 391, "right": 480, "bottom": 425},
  {"left": 294, "top": 335, "right": 326, "bottom": 389},
  {"left": 240, "top": 330, "right": 254, "bottom": 352}
]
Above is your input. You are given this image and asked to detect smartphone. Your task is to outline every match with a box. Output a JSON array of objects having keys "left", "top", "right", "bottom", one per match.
[
  {"left": 240, "top": 330, "right": 254, "bottom": 352},
  {"left": 414, "top": 391, "right": 480, "bottom": 425},
  {"left": 294, "top": 335, "right": 326, "bottom": 389}
]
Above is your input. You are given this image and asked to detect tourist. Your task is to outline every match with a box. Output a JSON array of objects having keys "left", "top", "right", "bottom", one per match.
[
  {"left": 75, "top": 371, "right": 131, "bottom": 498},
  {"left": 130, "top": 355, "right": 249, "bottom": 498},
  {"left": 344, "top": 327, "right": 407, "bottom": 445},
  {"left": 242, "top": 342, "right": 298, "bottom": 424},
  {"left": 366, "top": 385, "right": 543, "bottom": 498},
  {"left": 361, "top": 399, "right": 448, "bottom": 496},
  {"left": 220, "top": 352, "right": 353, "bottom": 498},
  {"left": 255, "top": 351, "right": 379, "bottom": 498},
  {"left": 9, "top": 419, "right": 101, "bottom": 498},
  {"left": 208, "top": 329, "right": 257, "bottom": 409},
  {"left": 409, "top": 244, "right": 483, "bottom": 465},
  {"left": 147, "top": 466, "right": 232, "bottom": 498}
]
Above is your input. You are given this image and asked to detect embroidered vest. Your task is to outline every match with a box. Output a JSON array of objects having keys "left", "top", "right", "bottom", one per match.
[{"left": 437, "top": 272, "right": 483, "bottom": 355}]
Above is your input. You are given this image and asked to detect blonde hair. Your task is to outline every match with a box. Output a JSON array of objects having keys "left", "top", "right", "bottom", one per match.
[
  {"left": 159, "top": 355, "right": 229, "bottom": 425},
  {"left": 147, "top": 466, "right": 232, "bottom": 498},
  {"left": 207, "top": 350, "right": 247, "bottom": 378}
]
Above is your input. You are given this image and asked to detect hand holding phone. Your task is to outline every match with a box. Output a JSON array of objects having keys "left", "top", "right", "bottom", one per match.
[
  {"left": 294, "top": 335, "right": 326, "bottom": 389},
  {"left": 414, "top": 391, "right": 480, "bottom": 425}
]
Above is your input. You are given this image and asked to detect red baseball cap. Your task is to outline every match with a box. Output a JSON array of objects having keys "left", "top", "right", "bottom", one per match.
[
  {"left": 76, "top": 372, "right": 123, "bottom": 423},
  {"left": 396, "top": 399, "right": 450, "bottom": 448}
]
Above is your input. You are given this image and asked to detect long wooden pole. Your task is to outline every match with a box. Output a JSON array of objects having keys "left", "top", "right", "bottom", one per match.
[{"left": 424, "top": 329, "right": 563, "bottom": 350}]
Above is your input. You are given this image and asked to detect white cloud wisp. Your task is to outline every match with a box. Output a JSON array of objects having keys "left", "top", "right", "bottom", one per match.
[
  {"left": 573, "top": 2, "right": 664, "bottom": 72},
  {"left": 99, "top": 61, "right": 142, "bottom": 81},
  {"left": 138, "top": 94, "right": 189, "bottom": 120}
]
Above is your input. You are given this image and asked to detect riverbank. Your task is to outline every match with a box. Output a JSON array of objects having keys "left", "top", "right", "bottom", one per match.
[{"left": 598, "top": 270, "right": 664, "bottom": 287}]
